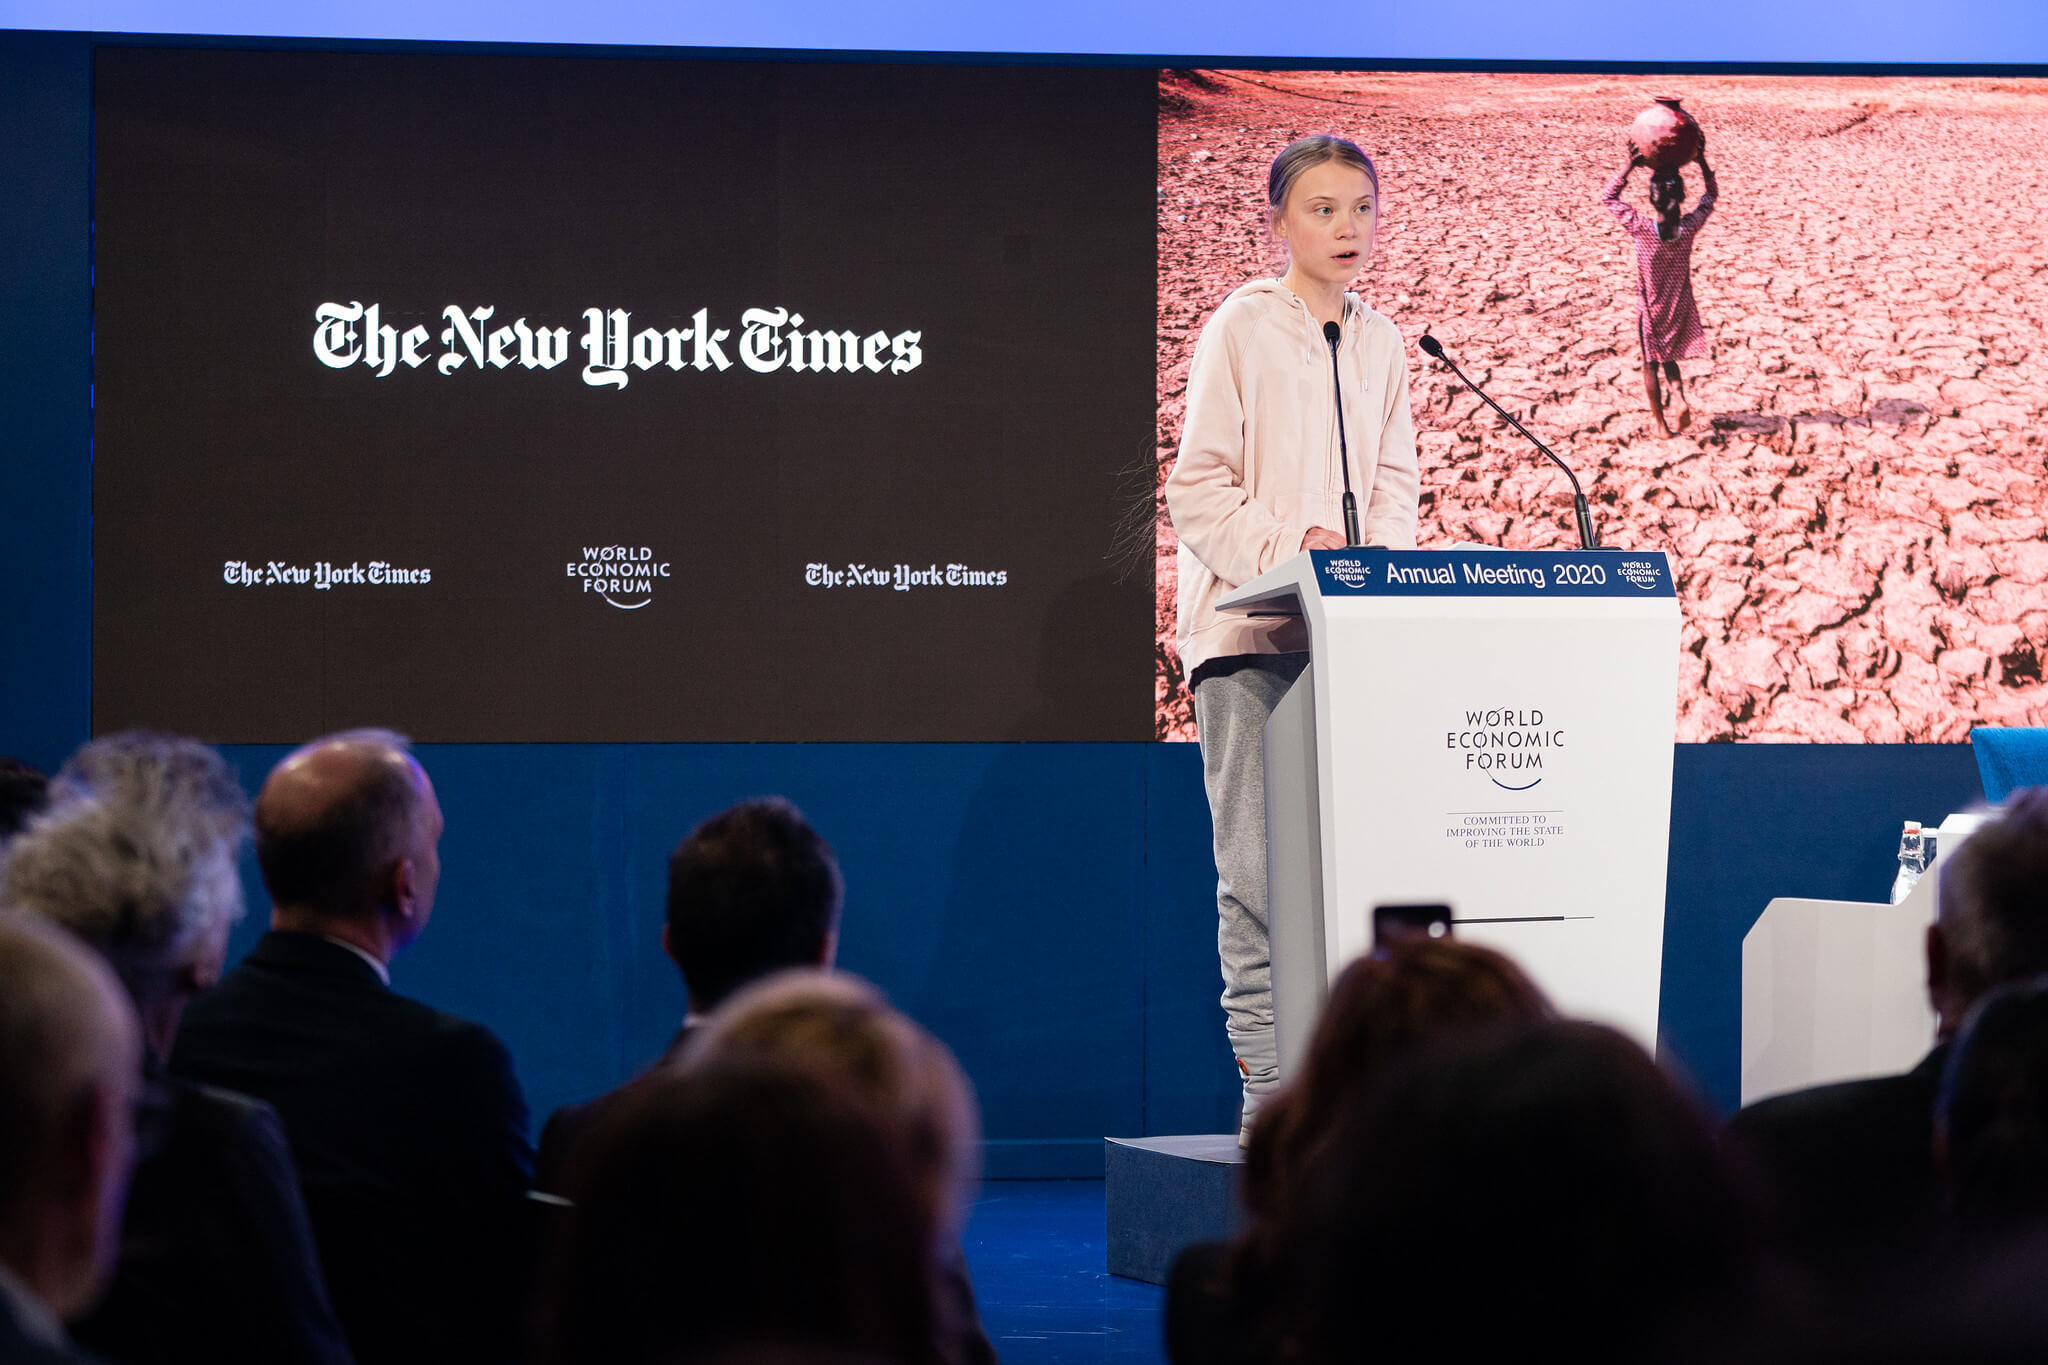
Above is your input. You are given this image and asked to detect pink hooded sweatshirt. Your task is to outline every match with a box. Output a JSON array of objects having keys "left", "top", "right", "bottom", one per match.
[{"left": 1166, "top": 280, "right": 1421, "bottom": 680}]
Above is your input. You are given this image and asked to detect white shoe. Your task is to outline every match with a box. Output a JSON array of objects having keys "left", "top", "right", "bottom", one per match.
[{"left": 1237, "top": 1057, "right": 1279, "bottom": 1148}]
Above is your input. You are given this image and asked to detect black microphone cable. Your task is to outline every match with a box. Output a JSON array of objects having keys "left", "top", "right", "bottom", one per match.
[{"left": 1322, "top": 320, "right": 1362, "bottom": 548}]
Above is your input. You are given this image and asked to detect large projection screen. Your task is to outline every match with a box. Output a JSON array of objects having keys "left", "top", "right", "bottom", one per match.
[
  {"left": 92, "top": 49, "right": 1158, "bottom": 743},
  {"left": 1156, "top": 71, "right": 2048, "bottom": 742}
]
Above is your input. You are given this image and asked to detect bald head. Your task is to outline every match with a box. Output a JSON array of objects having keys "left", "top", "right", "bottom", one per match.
[
  {"left": 0, "top": 914, "right": 142, "bottom": 1317},
  {"left": 255, "top": 731, "right": 443, "bottom": 944}
]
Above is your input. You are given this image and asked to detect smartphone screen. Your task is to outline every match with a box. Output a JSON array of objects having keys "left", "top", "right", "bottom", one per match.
[{"left": 1372, "top": 903, "right": 1453, "bottom": 954}]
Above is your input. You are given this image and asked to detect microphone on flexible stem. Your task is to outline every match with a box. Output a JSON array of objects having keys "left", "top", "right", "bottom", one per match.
[
  {"left": 1417, "top": 331, "right": 1599, "bottom": 550},
  {"left": 1322, "top": 320, "right": 1361, "bottom": 548}
]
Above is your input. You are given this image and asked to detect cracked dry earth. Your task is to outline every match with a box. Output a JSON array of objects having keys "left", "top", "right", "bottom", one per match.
[{"left": 1155, "top": 70, "right": 2048, "bottom": 743}]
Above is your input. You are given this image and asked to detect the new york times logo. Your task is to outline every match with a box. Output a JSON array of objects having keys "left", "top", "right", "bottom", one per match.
[
  {"left": 567, "top": 545, "right": 671, "bottom": 611},
  {"left": 314, "top": 303, "right": 922, "bottom": 390}
]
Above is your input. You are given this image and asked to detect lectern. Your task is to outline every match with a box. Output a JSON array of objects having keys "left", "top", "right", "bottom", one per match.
[{"left": 1217, "top": 548, "right": 1681, "bottom": 1072}]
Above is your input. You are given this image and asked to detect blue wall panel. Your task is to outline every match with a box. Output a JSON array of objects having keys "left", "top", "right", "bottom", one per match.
[
  {"left": 0, "top": 32, "right": 91, "bottom": 772},
  {"left": 215, "top": 742, "right": 1151, "bottom": 1177},
  {"left": 1142, "top": 741, "right": 1238, "bottom": 1137}
]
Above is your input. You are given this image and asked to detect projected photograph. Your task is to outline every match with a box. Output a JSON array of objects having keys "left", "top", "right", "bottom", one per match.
[
  {"left": 92, "top": 49, "right": 1157, "bottom": 743},
  {"left": 1155, "top": 71, "right": 2048, "bottom": 743}
]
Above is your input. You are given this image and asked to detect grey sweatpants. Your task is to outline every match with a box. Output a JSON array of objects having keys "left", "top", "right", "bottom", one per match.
[{"left": 1192, "top": 653, "right": 1309, "bottom": 1085}]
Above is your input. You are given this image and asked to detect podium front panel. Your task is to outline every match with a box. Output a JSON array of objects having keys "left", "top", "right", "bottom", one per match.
[{"left": 1225, "top": 548, "right": 1680, "bottom": 1052}]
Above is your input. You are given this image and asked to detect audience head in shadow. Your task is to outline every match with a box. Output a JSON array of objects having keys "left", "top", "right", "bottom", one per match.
[
  {"left": 682, "top": 972, "right": 993, "bottom": 1365},
  {"left": 1784, "top": 976, "right": 2048, "bottom": 1365},
  {"left": 1242, "top": 937, "right": 1551, "bottom": 1223},
  {"left": 540, "top": 1060, "right": 942, "bottom": 1365},
  {"left": 666, "top": 798, "right": 844, "bottom": 1016},
  {"left": 2, "top": 732, "right": 249, "bottom": 1064},
  {"left": 0, "top": 914, "right": 143, "bottom": 1329},
  {"left": 1265, "top": 1020, "right": 1756, "bottom": 1364},
  {"left": 684, "top": 970, "right": 980, "bottom": 1243},
  {"left": 1168, "top": 940, "right": 1552, "bottom": 1365},
  {"left": 1939, "top": 976, "right": 2048, "bottom": 1238},
  {"left": 1930, "top": 789, "right": 2048, "bottom": 1043}
]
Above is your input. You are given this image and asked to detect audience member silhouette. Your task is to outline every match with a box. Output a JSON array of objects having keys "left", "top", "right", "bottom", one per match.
[
  {"left": 1240, "top": 937, "right": 1551, "bottom": 1223},
  {"left": 0, "top": 916, "right": 143, "bottom": 1365},
  {"left": 4, "top": 734, "right": 352, "bottom": 1365},
  {"left": 170, "top": 731, "right": 533, "bottom": 1365},
  {"left": 1261, "top": 1020, "right": 1758, "bottom": 1364},
  {"left": 534, "top": 797, "right": 843, "bottom": 1194},
  {"left": 1762, "top": 981, "right": 2048, "bottom": 1365},
  {"left": 1728, "top": 788, "right": 2048, "bottom": 1282},
  {"left": 1937, "top": 977, "right": 2048, "bottom": 1240},
  {"left": 1166, "top": 939, "right": 1551, "bottom": 1365},
  {"left": 684, "top": 971, "right": 993, "bottom": 1365},
  {"left": 0, "top": 758, "right": 48, "bottom": 843},
  {"left": 537, "top": 1061, "right": 943, "bottom": 1365},
  {"left": 50, "top": 743, "right": 2048, "bottom": 1365}
]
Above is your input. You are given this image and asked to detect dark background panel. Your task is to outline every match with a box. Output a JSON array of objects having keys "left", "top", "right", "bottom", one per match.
[{"left": 91, "top": 49, "right": 1156, "bottom": 743}]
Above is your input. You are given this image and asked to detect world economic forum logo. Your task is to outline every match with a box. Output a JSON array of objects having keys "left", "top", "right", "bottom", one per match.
[
  {"left": 1323, "top": 556, "right": 1371, "bottom": 589},
  {"left": 1616, "top": 558, "right": 1663, "bottom": 591},
  {"left": 565, "top": 544, "right": 670, "bottom": 610},
  {"left": 1447, "top": 707, "right": 1562, "bottom": 793}
]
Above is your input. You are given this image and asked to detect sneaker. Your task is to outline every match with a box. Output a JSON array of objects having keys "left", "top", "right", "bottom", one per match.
[{"left": 1237, "top": 1055, "right": 1278, "bottom": 1148}]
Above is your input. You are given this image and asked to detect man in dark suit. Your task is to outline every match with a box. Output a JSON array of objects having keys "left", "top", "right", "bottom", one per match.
[
  {"left": 0, "top": 916, "right": 143, "bottom": 1365},
  {"left": 170, "top": 731, "right": 534, "bottom": 1365},
  {"left": 533, "top": 797, "right": 842, "bottom": 1194},
  {"left": 1727, "top": 788, "right": 2048, "bottom": 1280}
]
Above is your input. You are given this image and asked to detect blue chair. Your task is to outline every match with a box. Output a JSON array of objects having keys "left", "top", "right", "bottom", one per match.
[{"left": 1971, "top": 727, "right": 2048, "bottom": 804}]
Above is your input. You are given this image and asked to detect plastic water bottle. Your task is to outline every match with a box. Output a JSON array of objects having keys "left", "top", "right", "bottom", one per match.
[{"left": 1891, "top": 821, "right": 1927, "bottom": 903}]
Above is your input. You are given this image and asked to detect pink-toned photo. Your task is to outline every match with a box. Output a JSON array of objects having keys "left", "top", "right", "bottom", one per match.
[{"left": 1156, "top": 70, "right": 2048, "bottom": 743}]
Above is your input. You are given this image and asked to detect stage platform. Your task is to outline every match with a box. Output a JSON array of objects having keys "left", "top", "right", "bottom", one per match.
[
  {"left": 1104, "top": 1135, "right": 1245, "bottom": 1285},
  {"left": 963, "top": 1180, "right": 1163, "bottom": 1364}
]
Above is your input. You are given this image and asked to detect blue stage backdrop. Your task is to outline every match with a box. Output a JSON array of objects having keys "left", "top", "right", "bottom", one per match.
[
  {"left": 0, "top": 28, "right": 2023, "bottom": 1171},
  {"left": 2, "top": 0, "right": 2043, "bottom": 64}
]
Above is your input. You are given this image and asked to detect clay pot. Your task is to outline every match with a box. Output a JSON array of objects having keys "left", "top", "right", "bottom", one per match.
[{"left": 1629, "top": 96, "right": 1702, "bottom": 171}]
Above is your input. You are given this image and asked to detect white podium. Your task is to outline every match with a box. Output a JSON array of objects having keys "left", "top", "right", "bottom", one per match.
[
  {"left": 1740, "top": 810, "right": 1992, "bottom": 1105},
  {"left": 1217, "top": 548, "right": 1682, "bottom": 1072}
]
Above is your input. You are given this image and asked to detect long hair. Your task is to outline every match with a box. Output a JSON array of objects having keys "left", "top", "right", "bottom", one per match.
[
  {"left": 1241, "top": 938, "right": 1551, "bottom": 1225},
  {"left": 1266, "top": 1022, "right": 1755, "bottom": 1363}
]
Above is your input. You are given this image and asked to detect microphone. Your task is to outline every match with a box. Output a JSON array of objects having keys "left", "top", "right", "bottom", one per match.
[
  {"left": 1322, "top": 320, "right": 1361, "bottom": 548},
  {"left": 1417, "top": 332, "right": 1599, "bottom": 549}
]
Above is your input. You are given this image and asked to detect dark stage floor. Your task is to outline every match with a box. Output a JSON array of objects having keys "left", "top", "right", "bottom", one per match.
[{"left": 962, "top": 1180, "right": 1167, "bottom": 1365}]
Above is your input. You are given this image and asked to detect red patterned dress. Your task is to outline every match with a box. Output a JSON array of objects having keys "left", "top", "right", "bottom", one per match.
[{"left": 1602, "top": 168, "right": 1717, "bottom": 362}]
